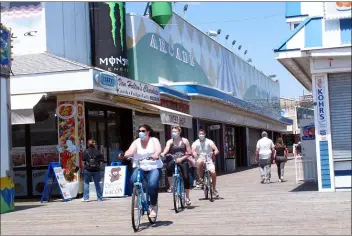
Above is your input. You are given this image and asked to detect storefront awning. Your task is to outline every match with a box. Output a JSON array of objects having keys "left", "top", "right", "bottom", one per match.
[
  {"left": 11, "top": 93, "right": 45, "bottom": 125},
  {"left": 146, "top": 104, "right": 193, "bottom": 129}
]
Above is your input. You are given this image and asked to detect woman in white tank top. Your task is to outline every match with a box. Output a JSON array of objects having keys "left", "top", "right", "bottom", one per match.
[{"left": 119, "top": 124, "right": 162, "bottom": 218}]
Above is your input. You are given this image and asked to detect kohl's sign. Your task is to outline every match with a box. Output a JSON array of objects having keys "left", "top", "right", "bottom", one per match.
[{"left": 316, "top": 77, "right": 328, "bottom": 138}]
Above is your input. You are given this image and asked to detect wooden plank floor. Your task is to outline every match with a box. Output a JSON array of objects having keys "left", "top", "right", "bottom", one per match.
[{"left": 1, "top": 160, "right": 351, "bottom": 235}]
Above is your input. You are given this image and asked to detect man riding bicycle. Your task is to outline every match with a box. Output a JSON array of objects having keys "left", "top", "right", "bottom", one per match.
[{"left": 192, "top": 129, "right": 220, "bottom": 198}]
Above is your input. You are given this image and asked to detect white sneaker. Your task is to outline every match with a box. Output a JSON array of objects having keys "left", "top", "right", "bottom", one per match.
[
  {"left": 82, "top": 198, "right": 90, "bottom": 202},
  {"left": 278, "top": 179, "right": 282, "bottom": 183}
]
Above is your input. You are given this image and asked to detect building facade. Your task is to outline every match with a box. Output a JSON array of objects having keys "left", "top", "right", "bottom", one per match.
[
  {"left": 275, "top": 2, "right": 351, "bottom": 191},
  {"left": 126, "top": 12, "right": 292, "bottom": 169},
  {"left": 2, "top": 2, "right": 292, "bottom": 198}
]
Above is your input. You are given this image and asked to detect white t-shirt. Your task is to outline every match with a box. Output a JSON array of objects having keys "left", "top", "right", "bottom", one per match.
[
  {"left": 192, "top": 138, "right": 215, "bottom": 157},
  {"left": 132, "top": 137, "right": 163, "bottom": 171},
  {"left": 256, "top": 137, "right": 274, "bottom": 159}
]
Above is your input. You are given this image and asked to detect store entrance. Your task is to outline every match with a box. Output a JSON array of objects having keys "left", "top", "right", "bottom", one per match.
[
  {"left": 198, "top": 120, "right": 224, "bottom": 173},
  {"left": 85, "top": 103, "right": 133, "bottom": 165},
  {"left": 208, "top": 127, "right": 223, "bottom": 172}
]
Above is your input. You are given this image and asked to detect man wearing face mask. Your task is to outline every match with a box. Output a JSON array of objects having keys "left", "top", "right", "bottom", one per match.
[
  {"left": 82, "top": 139, "right": 104, "bottom": 202},
  {"left": 161, "top": 126, "right": 193, "bottom": 206},
  {"left": 192, "top": 129, "right": 220, "bottom": 197}
]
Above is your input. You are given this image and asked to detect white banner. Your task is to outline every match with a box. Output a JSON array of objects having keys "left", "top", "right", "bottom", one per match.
[
  {"left": 103, "top": 166, "right": 127, "bottom": 198},
  {"left": 160, "top": 111, "right": 192, "bottom": 128},
  {"left": 93, "top": 71, "right": 160, "bottom": 103},
  {"left": 315, "top": 76, "right": 329, "bottom": 141}
]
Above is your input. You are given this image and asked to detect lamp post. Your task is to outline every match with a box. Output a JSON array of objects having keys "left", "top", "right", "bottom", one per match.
[
  {"left": 225, "top": 34, "right": 229, "bottom": 47},
  {"left": 183, "top": 4, "right": 188, "bottom": 17},
  {"left": 244, "top": 49, "right": 248, "bottom": 60}
]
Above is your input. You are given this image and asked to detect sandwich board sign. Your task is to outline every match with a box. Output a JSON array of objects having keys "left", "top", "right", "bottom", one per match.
[
  {"left": 103, "top": 165, "right": 127, "bottom": 198},
  {"left": 41, "top": 162, "right": 72, "bottom": 203}
]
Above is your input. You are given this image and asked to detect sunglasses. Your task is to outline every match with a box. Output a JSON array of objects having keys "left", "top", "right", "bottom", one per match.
[{"left": 138, "top": 130, "right": 146, "bottom": 133}]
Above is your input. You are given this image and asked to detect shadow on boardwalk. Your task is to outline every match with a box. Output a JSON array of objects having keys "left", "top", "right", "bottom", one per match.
[{"left": 290, "top": 182, "right": 319, "bottom": 192}]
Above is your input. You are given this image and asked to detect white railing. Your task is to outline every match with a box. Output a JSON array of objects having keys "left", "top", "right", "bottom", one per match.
[{"left": 295, "top": 155, "right": 317, "bottom": 183}]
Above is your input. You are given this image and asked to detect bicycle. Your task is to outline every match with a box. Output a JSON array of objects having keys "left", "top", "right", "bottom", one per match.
[
  {"left": 165, "top": 153, "right": 186, "bottom": 213},
  {"left": 200, "top": 153, "right": 214, "bottom": 202},
  {"left": 128, "top": 156, "right": 158, "bottom": 232}
]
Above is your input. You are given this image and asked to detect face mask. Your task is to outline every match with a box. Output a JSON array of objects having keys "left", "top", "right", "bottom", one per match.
[
  {"left": 139, "top": 132, "right": 146, "bottom": 140},
  {"left": 171, "top": 132, "right": 179, "bottom": 138},
  {"left": 199, "top": 135, "right": 205, "bottom": 140}
]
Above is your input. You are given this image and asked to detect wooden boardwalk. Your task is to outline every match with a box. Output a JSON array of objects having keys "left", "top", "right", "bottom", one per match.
[{"left": 1, "top": 160, "right": 351, "bottom": 235}]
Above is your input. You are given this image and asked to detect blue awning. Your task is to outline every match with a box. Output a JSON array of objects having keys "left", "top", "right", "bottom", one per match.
[{"left": 171, "top": 84, "right": 292, "bottom": 125}]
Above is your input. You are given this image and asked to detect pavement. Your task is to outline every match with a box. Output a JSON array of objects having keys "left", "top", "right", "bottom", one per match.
[{"left": 1, "top": 160, "right": 351, "bottom": 235}]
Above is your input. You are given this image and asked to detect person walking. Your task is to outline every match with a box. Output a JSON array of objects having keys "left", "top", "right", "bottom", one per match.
[
  {"left": 82, "top": 139, "right": 104, "bottom": 202},
  {"left": 274, "top": 138, "right": 288, "bottom": 182},
  {"left": 255, "top": 131, "right": 275, "bottom": 184}
]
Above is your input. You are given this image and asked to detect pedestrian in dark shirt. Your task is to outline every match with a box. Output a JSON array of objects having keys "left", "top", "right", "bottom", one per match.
[
  {"left": 82, "top": 139, "right": 104, "bottom": 202},
  {"left": 274, "top": 138, "right": 288, "bottom": 182}
]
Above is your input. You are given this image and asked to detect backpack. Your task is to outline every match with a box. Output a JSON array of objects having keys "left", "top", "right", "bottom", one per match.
[{"left": 86, "top": 150, "right": 101, "bottom": 171}]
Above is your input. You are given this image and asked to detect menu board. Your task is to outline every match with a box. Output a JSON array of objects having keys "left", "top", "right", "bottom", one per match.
[
  {"left": 32, "top": 169, "right": 60, "bottom": 196},
  {"left": 53, "top": 167, "right": 72, "bottom": 200},
  {"left": 31, "top": 145, "right": 59, "bottom": 167},
  {"left": 14, "top": 171, "right": 27, "bottom": 197},
  {"left": 12, "top": 147, "right": 26, "bottom": 168}
]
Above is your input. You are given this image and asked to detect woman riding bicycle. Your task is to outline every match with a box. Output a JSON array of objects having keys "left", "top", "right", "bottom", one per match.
[
  {"left": 119, "top": 124, "right": 162, "bottom": 218},
  {"left": 161, "top": 126, "right": 193, "bottom": 206}
]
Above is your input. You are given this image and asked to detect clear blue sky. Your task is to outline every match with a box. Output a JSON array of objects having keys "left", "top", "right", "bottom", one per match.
[{"left": 126, "top": 1, "right": 308, "bottom": 99}]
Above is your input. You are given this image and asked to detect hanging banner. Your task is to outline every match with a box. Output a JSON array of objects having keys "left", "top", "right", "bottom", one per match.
[
  {"left": 90, "top": 2, "right": 128, "bottom": 77},
  {"left": 160, "top": 110, "right": 192, "bottom": 128},
  {"left": 315, "top": 76, "right": 329, "bottom": 141}
]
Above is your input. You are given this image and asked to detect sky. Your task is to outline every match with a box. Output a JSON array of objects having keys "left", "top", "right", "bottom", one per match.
[{"left": 126, "top": 1, "right": 309, "bottom": 99}]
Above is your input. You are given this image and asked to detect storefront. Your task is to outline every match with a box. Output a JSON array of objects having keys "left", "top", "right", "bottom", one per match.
[
  {"left": 275, "top": 2, "right": 351, "bottom": 191},
  {"left": 9, "top": 63, "right": 193, "bottom": 197},
  {"left": 171, "top": 83, "right": 291, "bottom": 172}
]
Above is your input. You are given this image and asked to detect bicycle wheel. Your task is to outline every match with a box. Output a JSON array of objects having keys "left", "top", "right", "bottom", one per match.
[
  {"left": 203, "top": 171, "right": 209, "bottom": 200},
  {"left": 147, "top": 204, "right": 158, "bottom": 224},
  {"left": 179, "top": 178, "right": 186, "bottom": 209},
  {"left": 173, "top": 176, "right": 181, "bottom": 213},
  {"left": 207, "top": 171, "right": 214, "bottom": 202},
  {"left": 131, "top": 187, "right": 142, "bottom": 232}
]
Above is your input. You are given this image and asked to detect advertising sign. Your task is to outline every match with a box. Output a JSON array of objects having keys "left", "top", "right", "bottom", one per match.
[
  {"left": 32, "top": 169, "right": 48, "bottom": 196},
  {"left": 12, "top": 147, "right": 26, "bottom": 168},
  {"left": 90, "top": 2, "right": 128, "bottom": 77},
  {"left": 14, "top": 171, "right": 27, "bottom": 197},
  {"left": 302, "top": 125, "right": 315, "bottom": 141},
  {"left": 93, "top": 71, "right": 160, "bottom": 103},
  {"left": 160, "top": 111, "right": 192, "bottom": 129},
  {"left": 41, "top": 162, "right": 72, "bottom": 202},
  {"left": 324, "top": 2, "right": 352, "bottom": 19},
  {"left": 315, "top": 76, "right": 329, "bottom": 140},
  {"left": 103, "top": 166, "right": 127, "bottom": 197},
  {"left": 31, "top": 145, "right": 59, "bottom": 167}
]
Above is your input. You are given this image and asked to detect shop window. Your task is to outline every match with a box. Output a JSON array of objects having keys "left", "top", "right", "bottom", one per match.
[{"left": 30, "top": 99, "right": 58, "bottom": 167}]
